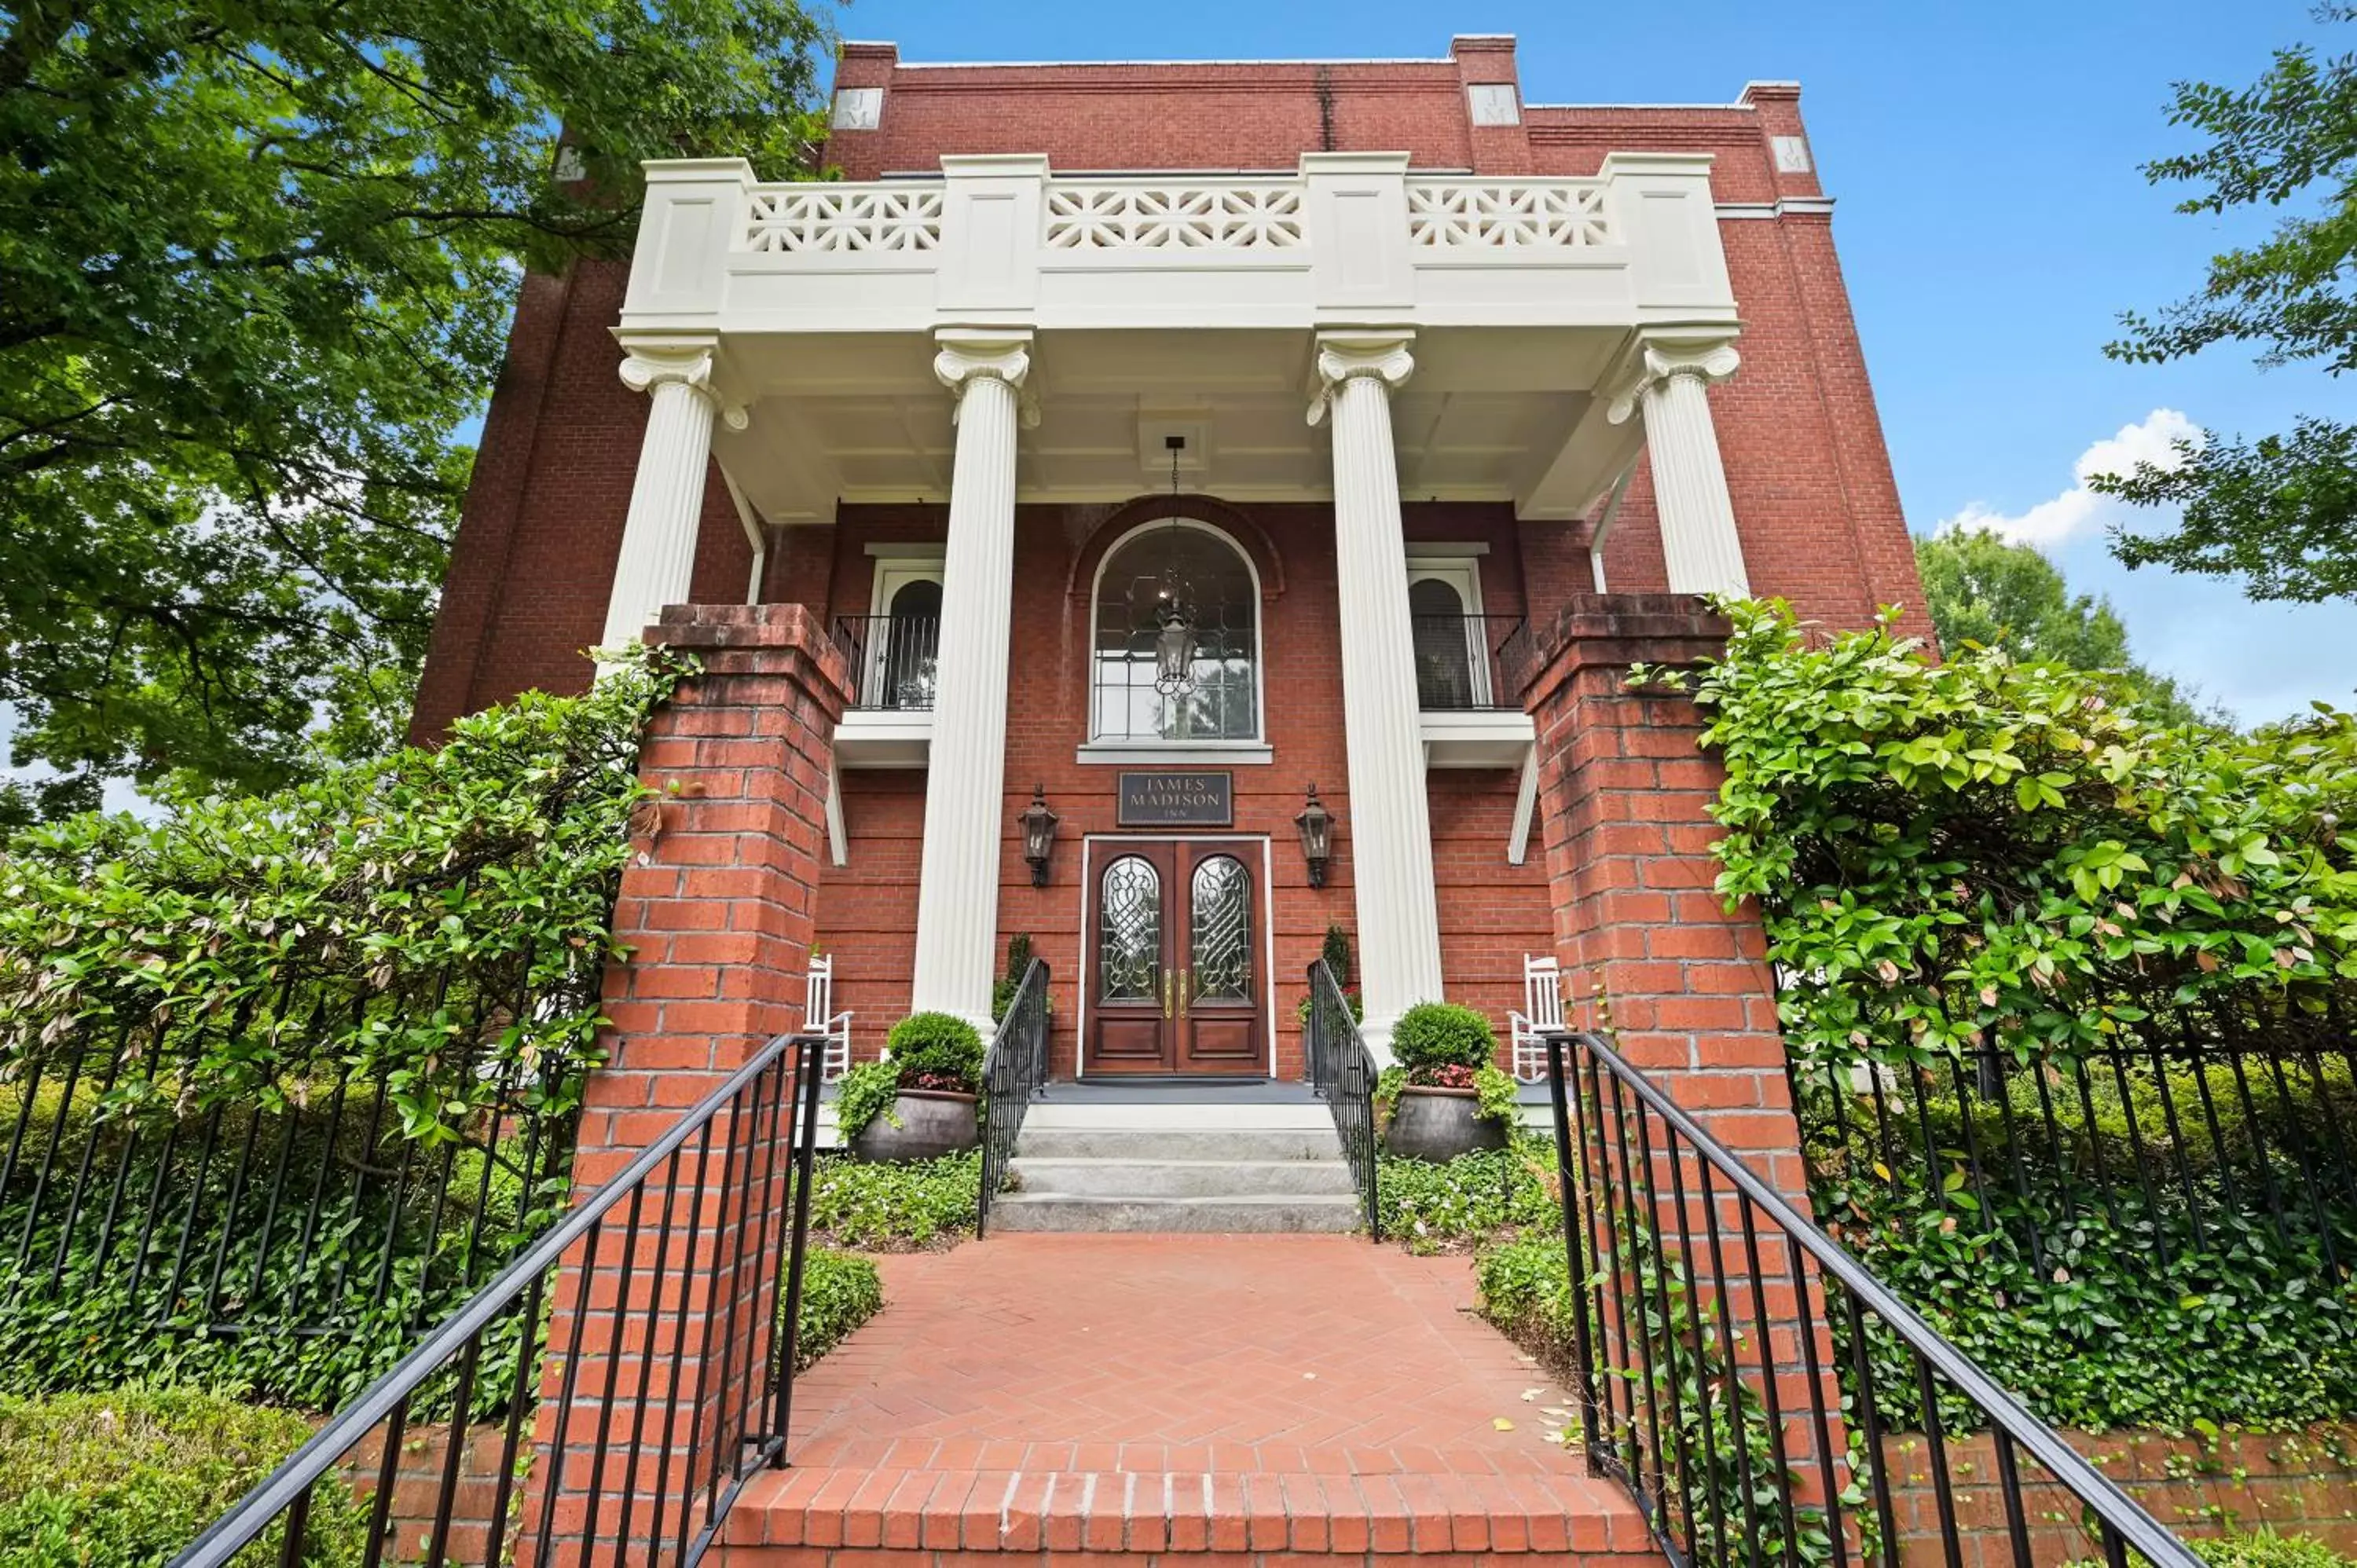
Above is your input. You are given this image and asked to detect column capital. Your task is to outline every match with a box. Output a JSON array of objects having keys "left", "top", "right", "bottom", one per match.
[
  {"left": 933, "top": 329, "right": 1039, "bottom": 427},
  {"left": 1604, "top": 333, "right": 1740, "bottom": 426},
  {"left": 618, "top": 345, "right": 750, "bottom": 430},
  {"left": 1306, "top": 331, "right": 1417, "bottom": 427}
]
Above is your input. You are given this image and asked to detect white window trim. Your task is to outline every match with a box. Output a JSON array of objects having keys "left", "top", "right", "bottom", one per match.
[
  {"left": 1405, "top": 547, "right": 1491, "bottom": 708},
  {"left": 1085, "top": 516, "right": 1266, "bottom": 750}
]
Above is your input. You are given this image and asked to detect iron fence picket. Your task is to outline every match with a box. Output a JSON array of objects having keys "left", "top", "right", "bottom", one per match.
[{"left": 1542, "top": 1030, "right": 2207, "bottom": 1568}]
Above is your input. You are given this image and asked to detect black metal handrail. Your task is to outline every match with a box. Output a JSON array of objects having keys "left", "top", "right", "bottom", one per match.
[
  {"left": 977, "top": 959, "right": 1050, "bottom": 1237},
  {"left": 170, "top": 1034, "right": 828, "bottom": 1568},
  {"left": 833, "top": 614, "right": 940, "bottom": 712},
  {"left": 1409, "top": 612, "right": 1527, "bottom": 711},
  {"left": 1303, "top": 961, "right": 1380, "bottom": 1239},
  {"left": 1542, "top": 1029, "right": 2201, "bottom": 1568}
]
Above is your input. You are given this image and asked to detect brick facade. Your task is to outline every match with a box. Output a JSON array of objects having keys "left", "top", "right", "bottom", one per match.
[{"left": 409, "top": 32, "right": 1927, "bottom": 1083}]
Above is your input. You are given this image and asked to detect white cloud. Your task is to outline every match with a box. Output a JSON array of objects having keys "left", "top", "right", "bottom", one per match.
[{"left": 1937, "top": 408, "right": 2203, "bottom": 553}]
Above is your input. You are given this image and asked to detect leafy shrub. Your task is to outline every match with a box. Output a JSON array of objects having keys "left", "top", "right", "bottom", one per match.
[
  {"left": 1321, "top": 924, "right": 1353, "bottom": 985},
  {"left": 0, "top": 1389, "right": 368, "bottom": 1565},
  {"left": 797, "top": 1151, "right": 980, "bottom": 1249},
  {"left": 2191, "top": 1533, "right": 2356, "bottom": 1568},
  {"left": 790, "top": 1248, "right": 884, "bottom": 1370},
  {"left": 833, "top": 1059, "right": 904, "bottom": 1145},
  {"left": 883, "top": 1013, "right": 984, "bottom": 1089},
  {"left": 1651, "top": 598, "right": 2357, "bottom": 1072},
  {"left": 1376, "top": 1143, "right": 1558, "bottom": 1254},
  {"left": 0, "top": 649, "right": 684, "bottom": 1407},
  {"left": 1390, "top": 1002, "right": 1494, "bottom": 1072}
]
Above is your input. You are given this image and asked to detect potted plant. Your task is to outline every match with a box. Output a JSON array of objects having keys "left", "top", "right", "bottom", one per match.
[
  {"left": 1379, "top": 1002, "right": 1518, "bottom": 1162},
  {"left": 838, "top": 1011, "right": 985, "bottom": 1162}
]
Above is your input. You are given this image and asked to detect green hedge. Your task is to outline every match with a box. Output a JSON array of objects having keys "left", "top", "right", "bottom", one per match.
[
  {"left": 1375, "top": 1145, "right": 1558, "bottom": 1254},
  {"left": 0, "top": 654, "right": 684, "bottom": 1411},
  {"left": 0, "top": 1390, "right": 368, "bottom": 1566},
  {"left": 791, "top": 1248, "right": 884, "bottom": 1371},
  {"left": 797, "top": 1150, "right": 980, "bottom": 1250}
]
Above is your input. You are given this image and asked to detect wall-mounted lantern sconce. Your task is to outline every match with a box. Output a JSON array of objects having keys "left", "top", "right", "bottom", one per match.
[
  {"left": 1294, "top": 782, "right": 1334, "bottom": 889},
  {"left": 1019, "top": 785, "right": 1060, "bottom": 888}
]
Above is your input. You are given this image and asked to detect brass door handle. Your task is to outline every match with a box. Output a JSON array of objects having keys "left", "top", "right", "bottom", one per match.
[
  {"left": 1161, "top": 968, "right": 1173, "bottom": 1020},
  {"left": 1180, "top": 969, "right": 1190, "bottom": 1019}
]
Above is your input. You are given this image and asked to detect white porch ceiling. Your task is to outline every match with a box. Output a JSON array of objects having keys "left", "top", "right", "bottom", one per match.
[{"left": 708, "top": 325, "right": 1642, "bottom": 526}]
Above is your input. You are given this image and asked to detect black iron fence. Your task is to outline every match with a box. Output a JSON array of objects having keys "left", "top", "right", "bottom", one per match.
[
  {"left": 171, "top": 1032, "right": 827, "bottom": 1568},
  {"left": 1304, "top": 960, "right": 1380, "bottom": 1238},
  {"left": 833, "top": 614, "right": 940, "bottom": 711},
  {"left": 977, "top": 958, "right": 1050, "bottom": 1237},
  {"left": 1789, "top": 1016, "right": 2357, "bottom": 1284},
  {"left": 0, "top": 973, "right": 584, "bottom": 1403},
  {"left": 1542, "top": 1029, "right": 2204, "bottom": 1568},
  {"left": 1409, "top": 612, "right": 1527, "bottom": 711}
]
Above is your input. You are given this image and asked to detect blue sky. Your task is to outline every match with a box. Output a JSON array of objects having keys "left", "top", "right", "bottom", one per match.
[{"left": 830, "top": 0, "right": 2357, "bottom": 723}]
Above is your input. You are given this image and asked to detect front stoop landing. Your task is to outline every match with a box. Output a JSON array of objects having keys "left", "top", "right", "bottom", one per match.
[{"left": 722, "top": 1235, "right": 1655, "bottom": 1567}]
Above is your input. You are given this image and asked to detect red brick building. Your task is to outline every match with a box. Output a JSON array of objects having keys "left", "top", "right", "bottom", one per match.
[{"left": 412, "top": 34, "right": 1920, "bottom": 1086}]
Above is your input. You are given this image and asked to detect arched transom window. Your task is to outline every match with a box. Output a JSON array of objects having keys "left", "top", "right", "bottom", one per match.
[{"left": 1091, "top": 521, "right": 1260, "bottom": 742}]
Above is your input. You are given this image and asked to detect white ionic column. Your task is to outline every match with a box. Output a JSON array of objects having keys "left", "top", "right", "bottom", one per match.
[
  {"left": 910, "top": 331, "right": 1034, "bottom": 1028},
  {"left": 1310, "top": 332, "right": 1445, "bottom": 1057},
  {"left": 1607, "top": 337, "right": 1748, "bottom": 597},
  {"left": 600, "top": 347, "right": 747, "bottom": 656}
]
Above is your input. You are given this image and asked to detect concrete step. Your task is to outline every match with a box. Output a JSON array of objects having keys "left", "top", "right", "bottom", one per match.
[
  {"left": 987, "top": 1192, "right": 1364, "bottom": 1233},
  {"left": 1009, "top": 1156, "right": 1356, "bottom": 1199},
  {"left": 1014, "top": 1126, "right": 1345, "bottom": 1161}
]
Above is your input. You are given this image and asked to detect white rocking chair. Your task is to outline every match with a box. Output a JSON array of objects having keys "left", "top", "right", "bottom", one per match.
[
  {"left": 1508, "top": 954, "right": 1565, "bottom": 1083},
  {"left": 805, "top": 955, "right": 852, "bottom": 1083}
]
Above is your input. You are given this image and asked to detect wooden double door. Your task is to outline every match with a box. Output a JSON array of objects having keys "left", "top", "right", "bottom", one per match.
[{"left": 1085, "top": 840, "right": 1269, "bottom": 1076}]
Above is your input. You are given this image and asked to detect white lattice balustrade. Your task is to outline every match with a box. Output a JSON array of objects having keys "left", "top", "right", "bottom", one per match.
[
  {"left": 1405, "top": 181, "right": 1613, "bottom": 247},
  {"left": 1043, "top": 183, "right": 1307, "bottom": 250},
  {"left": 744, "top": 187, "right": 944, "bottom": 253}
]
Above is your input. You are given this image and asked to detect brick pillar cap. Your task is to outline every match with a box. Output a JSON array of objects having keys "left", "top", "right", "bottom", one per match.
[
  {"left": 1519, "top": 593, "right": 1732, "bottom": 709},
  {"left": 644, "top": 603, "right": 854, "bottom": 705}
]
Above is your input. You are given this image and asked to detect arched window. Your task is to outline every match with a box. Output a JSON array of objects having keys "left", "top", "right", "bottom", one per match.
[
  {"left": 1189, "top": 855, "right": 1253, "bottom": 1002},
  {"left": 1408, "top": 576, "right": 1480, "bottom": 709},
  {"left": 1091, "top": 521, "right": 1260, "bottom": 742},
  {"left": 1098, "top": 855, "right": 1162, "bottom": 1000}
]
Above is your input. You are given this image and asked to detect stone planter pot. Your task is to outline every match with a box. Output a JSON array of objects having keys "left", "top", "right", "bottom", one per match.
[
  {"left": 851, "top": 1087, "right": 980, "bottom": 1163},
  {"left": 1382, "top": 1085, "right": 1507, "bottom": 1163}
]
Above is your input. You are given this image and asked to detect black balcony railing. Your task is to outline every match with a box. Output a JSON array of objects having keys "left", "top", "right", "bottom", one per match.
[
  {"left": 1303, "top": 961, "right": 1380, "bottom": 1238},
  {"left": 833, "top": 614, "right": 940, "bottom": 712},
  {"left": 977, "top": 958, "right": 1050, "bottom": 1237},
  {"left": 1541, "top": 1029, "right": 2203, "bottom": 1568},
  {"left": 170, "top": 1034, "right": 828, "bottom": 1568},
  {"left": 1410, "top": 612, "right": 1527, "bottom": 711}
]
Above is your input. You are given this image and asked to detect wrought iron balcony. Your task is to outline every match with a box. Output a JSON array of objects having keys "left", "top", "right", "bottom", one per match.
[
  {"left": 834, "top": 614, "right": 940, "bottom": 713},
  {"left": 1410, "top": 613, "right": 1528, "bottom": 712}
]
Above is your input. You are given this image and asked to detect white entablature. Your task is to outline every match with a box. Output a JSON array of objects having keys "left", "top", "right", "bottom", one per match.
[{"left": 623, "top": 151, "right": 1735, "bottom": 337}]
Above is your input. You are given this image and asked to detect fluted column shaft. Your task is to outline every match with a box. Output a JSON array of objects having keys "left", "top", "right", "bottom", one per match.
[
  {"left": 1611, "top": 337, "right": 1749, "bottom": 597},
  {"left": 602, "top": 348, "right": 736, "bottom": 657},
  {"left": 911, "top": 332, "right": 1032, "bottom": 1028},
  {"left": 1312, "top": 333, "right": 1445, "bottom": 1056}
]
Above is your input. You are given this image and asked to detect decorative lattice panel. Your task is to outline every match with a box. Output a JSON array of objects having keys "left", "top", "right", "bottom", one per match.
[
  {"left": 1405, "top": 182, "right": 1613, "bottom": 247},
  {"left": 1189, "top": 856, "right": 1253, "bottom": 1002},
  {"left": 1045, "top": 185, "right": 1307, "bottom": 250},
  {"left": 745, "top": 188, "right": 944, "bottom": 253}
]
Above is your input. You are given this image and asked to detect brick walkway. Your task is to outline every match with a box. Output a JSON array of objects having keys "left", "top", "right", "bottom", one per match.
[{"left": 727, "top": 1234, "right": 1652, "bottom": 1565}]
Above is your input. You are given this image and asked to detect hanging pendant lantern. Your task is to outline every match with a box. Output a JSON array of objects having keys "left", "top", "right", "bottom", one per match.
[{"left": 1149, "top": 434, "right": 1200, "bottom": 698}]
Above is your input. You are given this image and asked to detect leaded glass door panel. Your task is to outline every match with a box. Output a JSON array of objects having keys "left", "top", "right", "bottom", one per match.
[{"left": 1083, "top": 840, "right": 1270, "bottom": 1077}]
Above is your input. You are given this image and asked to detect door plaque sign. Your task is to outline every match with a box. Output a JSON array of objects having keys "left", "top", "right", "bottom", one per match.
[{"left": 1116, "top": 771, "right": 1233, "bottom": 828}]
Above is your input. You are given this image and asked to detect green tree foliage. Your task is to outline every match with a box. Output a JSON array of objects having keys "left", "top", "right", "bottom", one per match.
[
  {"left": 1915, "top": 528, "right": 2215, "bottom": 725},
  {"left": 0, "top": 0, "right": 829, "bottom": 822},
  {"left": 1646, "top": 599, "right": 2357, "bottom": 1071},
  {"left": 2091, "top": 7, "right": 2357, "bottom": 604}
]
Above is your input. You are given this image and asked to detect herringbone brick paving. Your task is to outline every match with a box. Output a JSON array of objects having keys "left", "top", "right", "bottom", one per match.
[{"left": 724, "top": 1235, "right": 1652, "bottom": 1564}]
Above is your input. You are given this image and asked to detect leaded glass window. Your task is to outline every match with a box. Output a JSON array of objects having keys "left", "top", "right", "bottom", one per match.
[
  {"left": 1091, "top": 524, "right": 1259, "bottom": 742},
  {"left": 1098, "top": 855, "right": 1161, "bottom": 1000},
  {"left": 1189, "top": 855, "right": 1252, "bottom": 1001}
]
